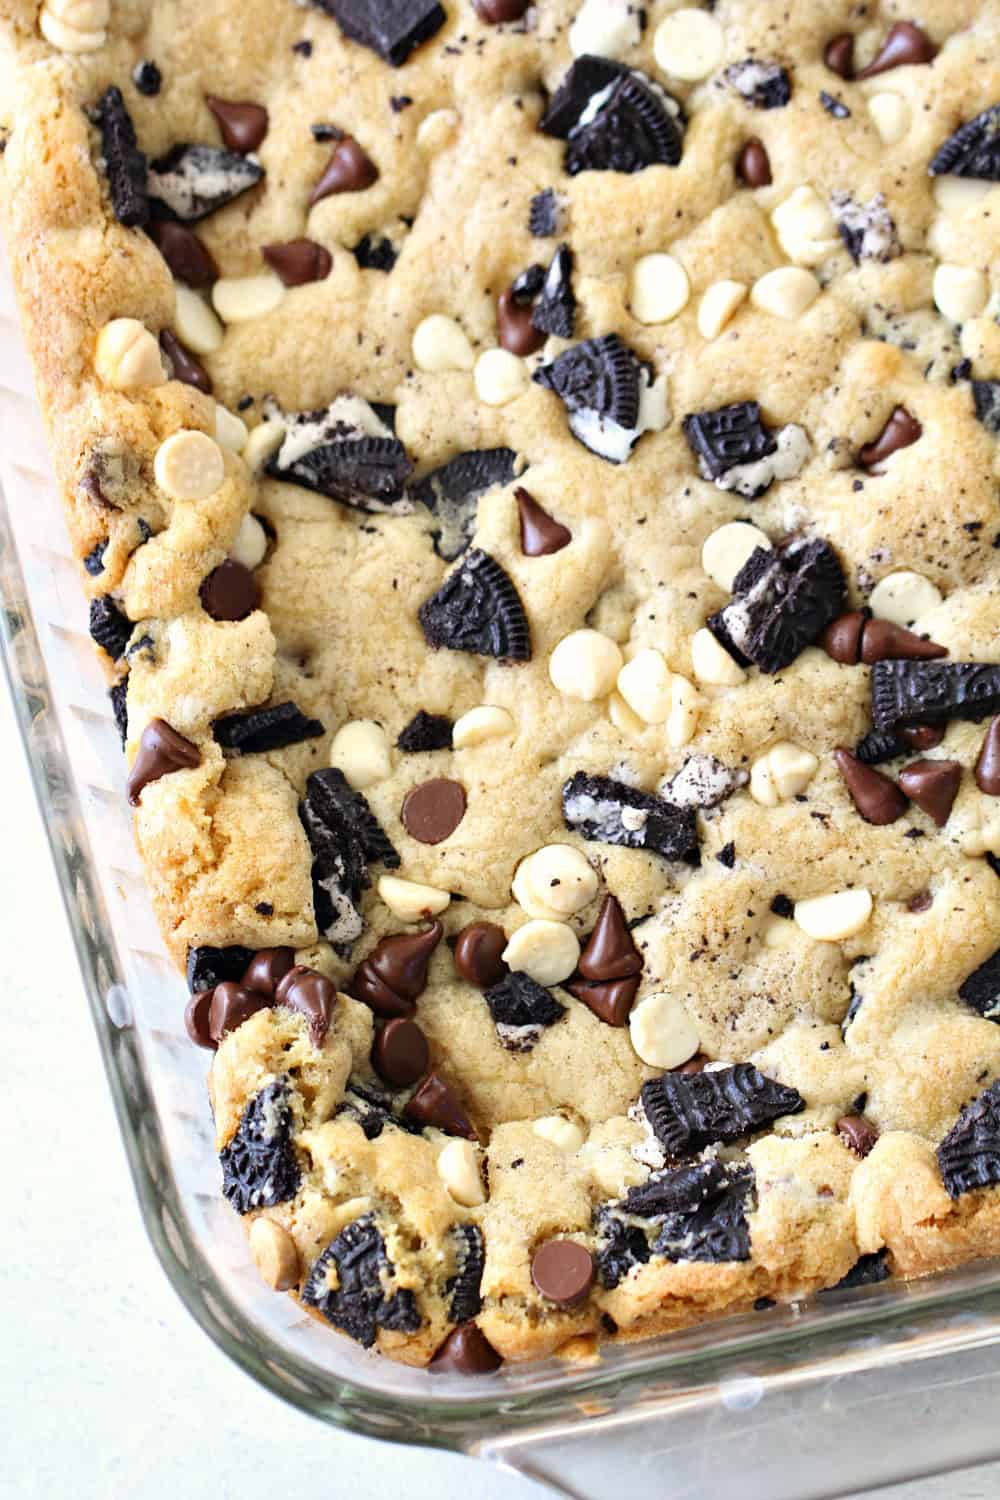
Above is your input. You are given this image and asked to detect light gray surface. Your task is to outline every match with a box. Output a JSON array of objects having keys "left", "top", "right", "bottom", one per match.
[{"left": 2, "top": 675, "right": 998, "bottom": 1500}]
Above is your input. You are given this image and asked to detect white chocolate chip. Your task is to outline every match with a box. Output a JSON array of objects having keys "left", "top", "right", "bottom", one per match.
[
  {"left": 697, "top": 279, "right": 748, "bottom": 339},
  {"left": 931, "top": 176, "right": 992, "bottom": 218},
  {"left": 249, "top": 1218, "right": 299, "bottom": 1291},
  {"left": 377, "top": 875, "right": 450, "bottom": 923},
  {"left": 751, "top": 267, "right": 821, "bottom": 321},
  {"left": 549, "top": 628, "right": 623, "bottom": 701},
  {"left": 933, "top": 263, "right": 990, "bottom": 324},
  {"left": 214, "top": 405, "right": 248, "bottom": 453},
  {"left": 750, "top": 741, "right": 818, "bottom": 806},
  {"left": 452, "top": 705, "right": 514, "bottom": 749},
  {"left": 412, "top": 314, "right": 475, "bottom": 373},
  {"left": 616, "top": 648, "right": 673, "bottom": 724},
  {"left": 212, "top": 273, "right": 286, "bottom": 325},
  {"left": 701, "top": 521, "right": 772, "bottom": 592},
  {"left": 629, "top": 991, "right": 699, "bottom": 1068},
  {"left": 794, "top": 888, "right": 873, "bottom": 942},
  {"left": 330, "top": 720, "right": 392, "bottom": 789},
  {"left": 532, "top": 1116, "right": 586, "bottom": 1152},
  {"left": 436, "top": 1139, "right": 486, "bottom": 1207},
  {"left": 174, "top": 286, "right": 224, "bottom": 355},
  {"left": 94, "top": 319, "right": 166, "bottom": 391},
  {"left": 416, "top": 109, "right": 459, "bottom": 154},
  {"left": 608, "top": 691, "right": 646, "bottom": 737},
  {"left": 771, "top": 187, "right": 839, "bottom": 267},
  {"left": 869, "top": 570, "right": 942, "bottom": 627},
  {"left": 39, "top": 0, "right": 108, "bottom": 50},
  {"left": 515, "top": 843, "right": 598, "bottom": 918},
  {"left": 867, "top": 92, "right": 911, "bottom": 145},
  {"left": 666, "top": 672, "right": 701, "bottom": 748},
  {"left": 502, "top": 920, "right": 580, "bottom": 986},
  {"left": 690, "top": 627, "right": 745, "bottom": 687},
  {"left": 653, "top": 7, "right": 724, "bottom": 80},
  {"left": 242, "top": 419, "right": 286, "bottom": 473},
  {"left": 231, "top": 513, "right": 268, "bottom": 571},
  {"left": 629, "top": 253, "right": 690, "bottom": 325},
  {"left": 474, "top": 348, "right": 528, "bottom": 406},
  {"left": 569, "top": 0, "right": 641, "bottom": 60},
  {"left": 153, "top": 430, "right": 225, "bottom": 502}
]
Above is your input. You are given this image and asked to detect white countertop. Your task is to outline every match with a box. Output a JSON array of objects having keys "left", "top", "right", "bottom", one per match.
[{"left": 2, "top": 675, "right": 998, "bottom": 1500}]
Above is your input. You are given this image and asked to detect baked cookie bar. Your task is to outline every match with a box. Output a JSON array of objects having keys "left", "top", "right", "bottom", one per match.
[{"left": 4, "top": 0, "right": 1000, "bottom": 1374}]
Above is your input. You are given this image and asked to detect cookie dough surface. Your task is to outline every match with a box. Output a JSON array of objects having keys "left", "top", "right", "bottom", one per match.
[{"left": 5, "top": 0, "right": 1000, "bottom": 1370}]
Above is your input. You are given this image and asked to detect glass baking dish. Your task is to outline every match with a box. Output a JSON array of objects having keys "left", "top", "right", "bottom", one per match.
[{"left": 3, "top": 238, "right": 1000, "bottom": 1500}]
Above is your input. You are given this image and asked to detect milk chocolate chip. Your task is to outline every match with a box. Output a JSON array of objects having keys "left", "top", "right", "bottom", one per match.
[
  {"left": 497, "top": 288, "right": 546, "bottom": 356},
  {"left": 530, "top": 1239, "right": 595, "bottom": 1306},
  {"left": 310, "top": 138, "right": 378, "bottom": 204},
  {"left": 454, "top": 922, "right": 508, "bottom": 988},
  {"left": 372, "top": 1016, "right": 430, "bottom": 1086},
  {"left": 262, "top": 239, "right": 333, "bottom": 287},
  {"left": 401, "top": 779, "right": 467, "bottom": 844},
  {"left": 205, "top": 96, "right": 269, "bottom": 153},
  {"left": 515, "top": 487, "right": 571, "bottom": 556},
  {"left": 127, "top": 718, "right": 201, "bottom": 804}
]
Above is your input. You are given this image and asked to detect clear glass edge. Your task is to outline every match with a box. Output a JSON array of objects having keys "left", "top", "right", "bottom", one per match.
[{"left": 5, "top": 466, "right": 1000, "bottom": 1462}]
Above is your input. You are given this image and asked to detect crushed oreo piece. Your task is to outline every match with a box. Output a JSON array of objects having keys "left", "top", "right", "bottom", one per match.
[
  {"left": 541, "top": 58, "right": 685, "bottom": 174},
  {"left": 132, "top": 60, "right": 162, "bottom": 96},
  {"left": 300, "top": 767, "right": 399, "bottom": 950},
  {"left": 96, "top": 86, "right": 149, "bottom": 228},
  {"left": 929, "top": 104, "right": 1000, "bottom": 182},
  {"left": 88, "top": 596, "right": 132, "bottom": 660},
  {"left": 823, "top": 1250, "right": 891, "bottom": 1293},
  {"left": 483, "top": 971, "right": 566, "bottom": 1050},
  {"left": 409, "top": 448, "right": 519, "bottom": 560},
  {"left": 529, "top": 187, "right": 562, "bottom": 237},
  {"left": 336, "top": 1079, "right": 421, "bottom": 1140},
  {"left": 661, "top": 755, "right": 744, "bottom": 810},
  {"left": 593, "top": 1206, "right": 651, "bottom": 1289},
  {"left": 219, "top": 1079, "right": 300, "bottom": 1213},
  {"left": 302, "top": 1214, "right": 420, "bottom": 1347},
  {"left": 447, "top": 1223, "right": 485, "bottom": 1321},
  {"left": 535, "top": 333, "right": 665, "bottom": 463},
  {"left": 531, "top": 245, "right": 576, "bottom": 339},
  {"left": 716, "top": 841, "right": 736, "bottom": 868},
  {"left": 147, "top": 143, "right": 263, "bottom": 223},
  {"left": 854, "top": 728, "right": 905, "bottom": 765},
  {"left": 871, "top": 660, "right": 1000, "bottom": 733},
  {"left": 708, "top": 537, "right": 847, "bottom": 674},
  {"left": 185, "top": 944, "right": 255, "bottom": 993},
  {"left": 641, "top": 1064, "right": 804, "bottom": 1156},
  {"left": 213, "top": 702, "right": 325, "bottom": 754},
  {"left": 266, "top": 397, "right": 412, "bottom": 512},
  {"left": 938, "top": 1081, "right": 1000, "bottom": 1197},
  {"left": 511, "top": 263, "right": 546, "bottom": 303},
  {"left": 972, "top": 381, "right": 1000, "bottom": 435},
  {"left": 352, "top": 232, "right": 398, "bottom": 272},
  {"left": 958, "top": 949, "right": 1000, "bottom": 1023},
  {"left": 83, "top": 541, "right": 107, "bottom": 576},
  {"left": 830, "top": 192, "right": 900, "bottom": 264},
  {"left": 397, "top": 710, "right": 452, "bottom": 752},
  {"left": 562, "top": 771, "right": 699, "bottom": 863},
  {"left": 724, "top": 60, "right": 792, "bottom": 110},
  {"left": 313, "top": 0, "right": 446, "bottom": 66},
  {"left": 636, "top": 1159, "right": 755, "bottom": 1263},
  {"left": 419, "top": 548, "right": 531, "bottom": 661},
  {"left": 683, "top": 401, "right": 775, "bottom": 483},
  {"left": 109, "top": 679, "right": 128, "bottom": 747},
  {"left": 820, "top": 91, "right": 850, "bottom": 119}
]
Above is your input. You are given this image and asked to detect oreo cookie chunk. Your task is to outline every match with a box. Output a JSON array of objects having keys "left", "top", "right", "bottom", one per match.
[
  {"left": 562, "top": 771, "right": 699, "bottom": 863},
  {"left": 397, "top": 710, "right": 452, "bottom": 751},
  {"left": 302, "top": 1214, "right": 420, "bottom": 1347},
  {"left": 724, "top": 60, "right": 792, "bottom": 109},
  {"left": 972, "top": 381, "right": 1000, "bottom": 435},
  {"left": 635, "top": 1159, "right": 755, "bottom": 1263},
  {"left": 929, "top": 103, "right": 1000, "bottom": 181},
  {"left": 447, "top": 1223, "right": 486, "bottom": 1321},
  {"left": 593, "top": 1205, "right": 651, "bottom": 1289},
  {"left": 266, "top": 396, "right": 414, "bottom": 513},
  {"left": 683, "top": 402, "right": 809, "bottom": 498},
  {"left": 300, "top": 767, "right": 399, "bottom": 950},
  {"left": 707, "top": 536, "right": 847, "bottom": 673},
  {"left": 186, "top": 944, "right": 255, "bottom": 993},
  {"left": 660, "top": 755, "right": 745, "bottom": 810},
  {"left": 95, "top": 87, "right": 148, "bottom": 228},
  {"left": 529, "top": 188, "right": 563, "bottom": 238},
  {"left": 220, "top": 1079, "right": 300, "bottom": 1213},
  {"left": 109, "top": 679, "right": 129, "bottom": 748},
  {"left": 938, "top": 1081, "right": 1000, "bottom": 1197},
  {"left": 147, "top": 144, "right": 263, "bottom": 222},
  {"left": 534, "top": 333, "right": 668, "bottom": 463},
  {"left": 419, "top": 549, "right": 531, "bottom": 661},
  {"left": 312, "top": 0, "right": 446, "bottom": 67},
  {"left": 823, "top": 1250, "right": 890, "bottom": 1293},
  {"left": 352, "top": 233, "right": 398, "bottom": 272},
  {"left": 640, "top": 1064, "right": 804, "bottom": 1156},
  {"left": 89, "top": 596, "right": 133, "bottom": 661},
  {"left": 213, "top": 701, "right": 325, "bottom": 754},
  {"left": 871, "top": 661, "right": 1000, "bottom": 733},
  {"left": 540, "top": 58, "right": 685, "bottom": 175},
  {"left": 483, "top": 971, "right": 566, "bottom": 1051},
  {"left": 531, "top": 245, "right": 576, "bottom": 339},
  {"left": 854, "top": 729, "right": 906, "bottom": 766},
  {"left": 409, "top": 448, "right": 519, "bottom": 560},
  {"left": 829, "top": 192, "right": 901, "bottom": 264},
  {"left": 335, "top": 1079, "right": 421, "bottom": 1140},
  {"left": 958, "top": 948, "right": 1000, "bottom": 1022}
]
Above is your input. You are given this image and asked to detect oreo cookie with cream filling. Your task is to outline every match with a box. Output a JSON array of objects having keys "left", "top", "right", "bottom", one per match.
[
  {"left": 147, "top": 143, "right": 263, "bottom": 222},
  {"left": 265, "top": 395, "right": 414, "bottom": 513},
  {"left": 482, "top": 971, "right": 566, "bottom": 1051},
  {"left": 299, "top": 767, "right": 399, "bottom": 951},
  {"left": 561, "top": 771, "right": 699, "bottom": 862},
  {"left": 540, "top": 57, "right": 685, "bottom": 174},
  {"left": 531, "top": 245, "right": 576, "bottom": 339},
  {"left": 829, "top": 192, "right": 901, "bottom": 264},
  {"left": 219, "top": 1078, "right": 300, "bottom": 1213},
  {"left": 683, "top": 401, "right": 810, "bottom": 498},
  {"left": 408, "top": 448, "right": 520, "bottom": 560},
  {"left": 958, "top": 948, "right": 1000, "bottom": 1022},
  {"left": 724, "top": 60, "right": 792, "bottom": 109},
  {"left": 301, "top": 1213, "right": 420, "bottom": 1347},
  {"left": 707, "top": 536, "right": 846, "bottom": 673},
  {"left": 534, "top": 334, "right": 668, "bottom": 464},
  {"left": 929, "top": 103, "right": 1000, "bottom": 181}
]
